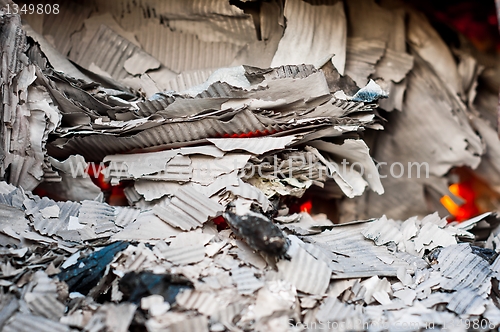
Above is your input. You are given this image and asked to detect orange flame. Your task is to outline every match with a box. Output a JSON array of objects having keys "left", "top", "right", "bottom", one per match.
[
  {"left": 440, "top": 182, "right": 479, "bottom": 222},
  {"left": 440, "top": 167, "right": 499, "bottom": 222}
]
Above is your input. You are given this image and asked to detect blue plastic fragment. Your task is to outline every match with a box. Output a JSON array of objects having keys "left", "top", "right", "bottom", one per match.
[
  {"left": 351, "top": 79, "right": 388, "bottom": 102},
  {"left": 57, "top": 241, "right": 130, "bottom": 295}
]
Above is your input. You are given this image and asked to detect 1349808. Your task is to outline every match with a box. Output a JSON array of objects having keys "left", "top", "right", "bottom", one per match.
[{"left": 5, "top": 3, "right": 59, "bottom": 15}]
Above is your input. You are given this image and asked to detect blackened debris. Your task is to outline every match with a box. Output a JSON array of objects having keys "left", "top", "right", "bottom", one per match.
[
  {"left": 119, "top": 271, "right": 193, "bottom": 304},
  {"left": 224, "top": 210, "right": 290, "bottom": 257},
  {"left": 426, "top": 245, "right": 498, "bottom": 265},
  {"left": 57, "top": 241, "right": 130, "bottom": 295},
  {"left": 471, "top": 245, "right": 498, "bottom": 264}
]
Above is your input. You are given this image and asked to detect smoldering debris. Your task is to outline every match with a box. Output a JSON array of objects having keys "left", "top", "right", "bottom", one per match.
[
  {"left": 1, "top": 180, "right": 500, "bottom": 331},
  {"left": 1, "top": 0, "right": 500, "bottom": 331}
]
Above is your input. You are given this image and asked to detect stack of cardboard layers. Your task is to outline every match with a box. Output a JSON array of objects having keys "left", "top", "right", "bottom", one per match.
[{"left": 1, "top": 0, "right": 500, "bottom": 331}]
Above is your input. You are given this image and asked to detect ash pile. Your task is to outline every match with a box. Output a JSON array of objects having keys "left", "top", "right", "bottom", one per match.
[{"left": 1, "top": 0, "right": 500, "bottom": 331}]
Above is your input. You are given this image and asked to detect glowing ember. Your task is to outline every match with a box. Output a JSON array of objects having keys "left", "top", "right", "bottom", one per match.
[
  {"left": 108, "top": 184, "right": 128, "bottom": 206},
  {"left": 431, "top": 1, "right": 500, "bottom": 52},
  {"left": 86, "top": 163, "right": 111, "bottom": 191},
  {"left": 300, "top": 200, "right": 313, "bottom": 213},
  {"left": 86, "top": 163, "right": 127, "bottom": 206},
  {"left": 212, "top": 215, "right": 226, "bottom": 226},
  {"left": 211, "top": 215, "right": 228, "bottom": 231},
  {"left": 440, "top": 167, "right": 499, "bottom": 222},
  {"left": 440, "top": 183, "right": 479, "bottom": 222}
]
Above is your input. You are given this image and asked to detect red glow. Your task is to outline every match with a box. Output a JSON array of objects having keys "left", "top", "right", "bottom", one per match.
[
  {"left": 216, "top": 129, "right": 278, "bottom": 138},
  {"left": 33, "top": 187, "right": 66, "bottom": 201},
  {"left": 33, "top": 187, "right": 49, "bottom": 198},
  {"left": 300, "top": 200, "right": 313, "bottom": 213},
  {"left": 86, "top": 163, "right": 111, "bottom": 191},
  {"left": 211, "top": 215, "right": 228, "bottom": 231},
  {"left": 440, "top": 167, "right": 499, "bottom": 222},
  {"left": 212, "top": 216, "right": 226, "bottom": 226},
  {"left": 440, "top": 182, "right": 479, "bottom": 222},
  {"left": 108, "top": 184, "right": 128, "bottom": 206},
  {"left": 432, "top": 3, "right": 500, "bottom": 52},
  {"left": 86, "top": 163, "right": 128, "bottom": 206}
]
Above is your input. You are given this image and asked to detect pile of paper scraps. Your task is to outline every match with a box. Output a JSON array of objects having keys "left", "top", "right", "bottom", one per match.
[{"left": 1, "top": 0, "right": 500, "bottom": 331}]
